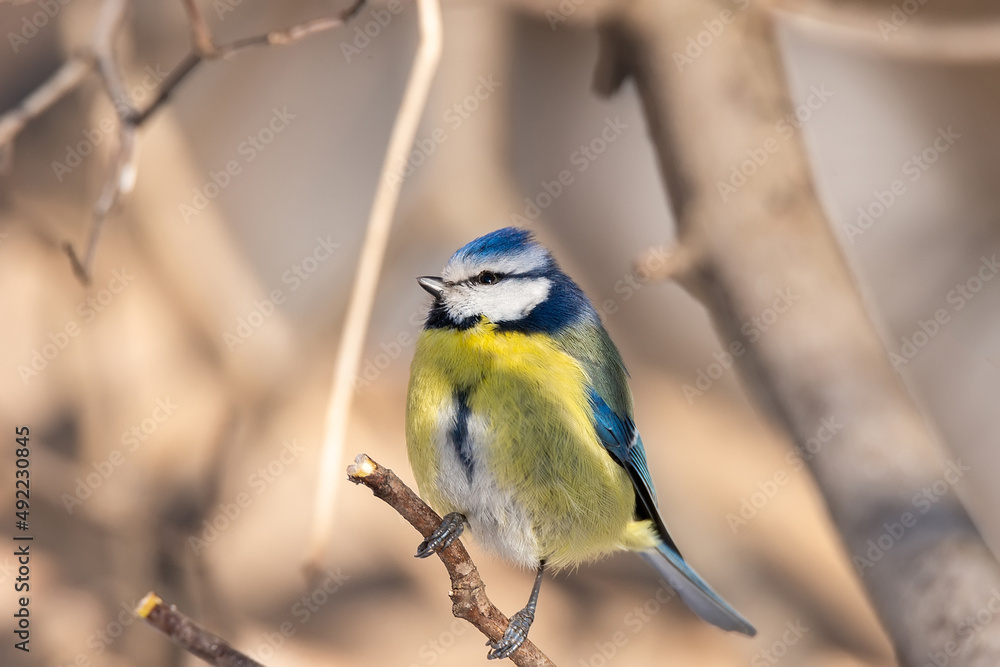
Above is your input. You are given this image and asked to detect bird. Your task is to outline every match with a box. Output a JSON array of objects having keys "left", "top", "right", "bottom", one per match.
[{"left": 405, "top": 227, "right": 756, "bottom": 660}]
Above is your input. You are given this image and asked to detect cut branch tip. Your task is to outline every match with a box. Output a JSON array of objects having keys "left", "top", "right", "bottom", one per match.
[
  {"left": 136, "top": 592, "right": 162, "bottom": 618},
  {"left": 347, "top": 453, "right": 376, "bottom": 479}
]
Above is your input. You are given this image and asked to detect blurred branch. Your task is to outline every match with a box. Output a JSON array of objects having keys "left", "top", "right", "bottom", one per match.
[
  {"left": 0, "top": 57, "right": 92, "bottom": 169},
  {"left": 774, "top": 0, "right": 1000, "bottom": 62},
  {"left": 306, "top": 0, "right": 443, "bottom": 574},
  {"left": 585, "top": 0, "right": 1000, "bottom": 664},
  {"left": 347, "top": 454, "right": 556, "bottom": 667},
  {"left": 136, "top": 592, "right": 267, "bottom": 667},
  {"left": 131, "top": 1, "right": 368, "bottom": 125},
  {"left": 64, "top": 0, "right": 134, "bottom": 283},
  {"left": 1, "top": 0, "right": 366, "bottom": 282}
]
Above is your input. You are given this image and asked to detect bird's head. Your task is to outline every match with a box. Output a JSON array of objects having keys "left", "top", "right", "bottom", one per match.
[{"left": 419, "top": 227, "right": 597, "bottom": 333}]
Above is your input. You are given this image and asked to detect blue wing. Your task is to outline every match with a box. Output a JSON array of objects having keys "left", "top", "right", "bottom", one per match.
[
  {"left": 588, "top": 388, "right": 757, "bottom": 636},
  {"left": 587, "top": 388, "right": 681, "bottom": 556}
]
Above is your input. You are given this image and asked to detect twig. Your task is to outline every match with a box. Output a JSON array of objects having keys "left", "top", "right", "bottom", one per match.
[
  {"left": 219, "top": 12, "right": 368, "bottom": 52},
  {"left": 63, "top": 0, "right": 132, "bottom": 283},
  {"left": 305, "top": 0, "right": 443, "bottom": 573},
  {"left": 136, "top": 592, "right": 267, "bottom": 667},
  {"left": 0, "top": 56, "right": 93, "bottom": 169},
  {"left": 347, "top": 454, "right": 556, "bottom": 667},
  {"left": 131, "top": 0, "right": 368, "bottom": 125}
]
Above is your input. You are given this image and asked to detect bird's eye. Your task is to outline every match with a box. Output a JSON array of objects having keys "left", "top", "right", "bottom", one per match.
[{"left": 477, "top": 271, "right": 501, "bottom": 285}]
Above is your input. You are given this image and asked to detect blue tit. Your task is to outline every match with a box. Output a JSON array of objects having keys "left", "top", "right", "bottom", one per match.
[{"left": 406, "top": 227, "right": 756, "bottom": 659}]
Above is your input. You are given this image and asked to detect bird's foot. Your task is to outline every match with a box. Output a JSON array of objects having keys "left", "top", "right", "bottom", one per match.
[
  {"left": 486, "top": 607, "right": 535, "bottom": 660},
  {"left": 415, "top": 512, "right": 465, "bottom": 558}
]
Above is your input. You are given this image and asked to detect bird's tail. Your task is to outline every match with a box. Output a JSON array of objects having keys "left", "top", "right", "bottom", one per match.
[{"left": 640, "top": 543, "right": 757, "bottom": 636}]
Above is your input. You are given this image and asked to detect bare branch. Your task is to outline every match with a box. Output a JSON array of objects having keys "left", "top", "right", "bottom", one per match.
[
  {"left": 3, "top": 0, "right": 367, "bottom": 281},
  {"left": 306, "top": 0, "right": 443, "bottom": 573},
  {"left": 347, "top": 454, "right": 556, "bottom": 667},
  {"left": 219, "top": 7, "right": 367, "bottom": 53},
  {"left": 136, "top": 592, "right": 267, "bottom": 667},
  {"left": 0, "top": 56, "right": 93, "bottom": 163},
  {"left": 131, "top": 0, "right": 366, "bottom": 125},
  {"left": 62, "top": 0, "right": 133, "bottom": 283},
  {"left": 92, "top": 0, "right": 131, "bottom": 110}
]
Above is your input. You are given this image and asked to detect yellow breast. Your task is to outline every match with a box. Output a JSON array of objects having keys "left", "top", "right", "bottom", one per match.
[{"left": 405, "top": 319, "right": 658, "bottom": 568}]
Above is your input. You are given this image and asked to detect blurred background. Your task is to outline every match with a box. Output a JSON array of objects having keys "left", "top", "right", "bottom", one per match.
[{"left": 1, "top": 0, "right": 998, "bottom": 665}]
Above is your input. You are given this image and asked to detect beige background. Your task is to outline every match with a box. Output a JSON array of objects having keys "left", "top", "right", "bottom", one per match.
[{"left": 0, "top": 0, "right": 998, "bottom": 665}]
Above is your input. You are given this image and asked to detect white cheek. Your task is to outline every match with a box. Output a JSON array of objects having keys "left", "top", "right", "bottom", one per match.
[{"left": 446, "top": 278, "right": 551, "bottom": 322}]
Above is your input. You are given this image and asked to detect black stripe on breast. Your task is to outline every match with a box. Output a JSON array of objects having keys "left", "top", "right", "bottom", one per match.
[{"left": 450, "top": 388, "right": 475, "bottom": 482}]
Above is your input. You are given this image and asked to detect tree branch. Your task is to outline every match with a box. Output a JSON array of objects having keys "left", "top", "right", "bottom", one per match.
[
  {"left": 347, "top": 454, "right": 556, "bottom": 667},
  {"left": 592, "top": 1, "right": 1000, "bottom": 664},
  {"left": 0, "top": 56, "right": 93, "bottom": 169},
  {"left": 63, "top": 0, "right": 134, "bottom": 283},
  {"left": 136, "top": 592, "right": 267, "bottom": 667},
  {"left": 1, "top": 0, "right": 368, "bottom": 283},
  {"left": 130, "top": 1, "right": 367, "bottom": 126}
]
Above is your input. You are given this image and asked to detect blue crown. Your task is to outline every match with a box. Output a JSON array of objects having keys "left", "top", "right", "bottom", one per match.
[{"left": 450, "top": 227, "right": 546, "bottom": 266}]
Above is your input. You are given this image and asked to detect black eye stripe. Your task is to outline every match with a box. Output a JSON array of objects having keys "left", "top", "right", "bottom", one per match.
[{"left": 448, "top": 268, "right": 549, "bottom": 287}]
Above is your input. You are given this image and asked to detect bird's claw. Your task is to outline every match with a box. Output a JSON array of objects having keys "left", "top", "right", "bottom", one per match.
[
  {"left": 486, "top": 607, "right": 535, "bottom": 660},
  {"left": 416, "top": 512, "right": 465, "bottom": 558}
]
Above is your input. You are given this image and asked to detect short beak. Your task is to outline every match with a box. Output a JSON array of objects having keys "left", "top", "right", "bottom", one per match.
[{"left": 417, "top": 276, "right": 445, "bottom": 297}]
